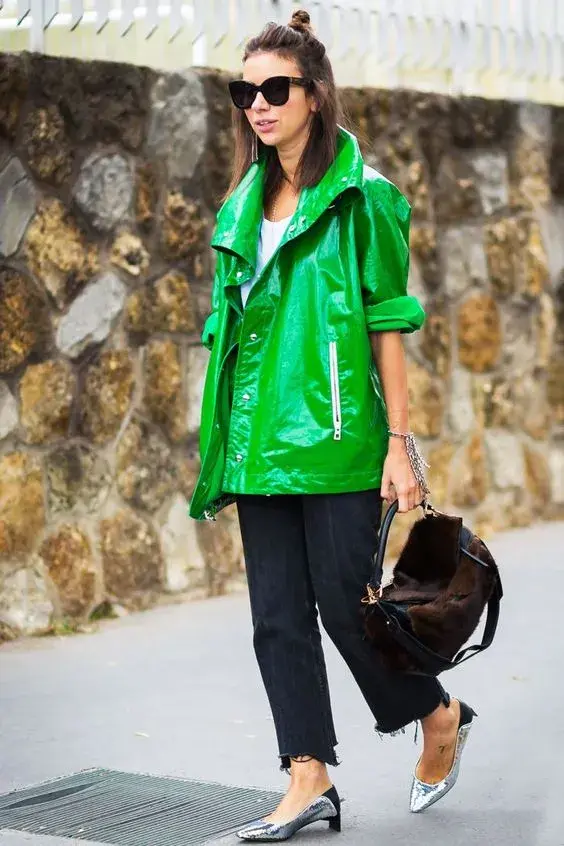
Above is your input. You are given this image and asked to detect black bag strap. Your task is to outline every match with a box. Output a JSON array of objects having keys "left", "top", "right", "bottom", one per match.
[
  {"left": 369, "top": 498, "right": 401, "bottom": 590},
  {"left": 369, "top": 499, "right": 503, "bottom": 674}
]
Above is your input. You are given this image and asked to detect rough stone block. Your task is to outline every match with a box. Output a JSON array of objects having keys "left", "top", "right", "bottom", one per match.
[
  {"left": 547, "top": 354, "right": 564, "bottom": 424},
  {"left": 73, "top": 153, "right": 134, "bottom": 233},
  {"left": 457, "top": 294, "right": 501, "bottom": 373},
  {"left": 100, "top": 508, "right": 163, "bottom": 607},
  {"left": 425, "top": 442, "right": 455, "bottom": 506},
  {"left": 20, "top": 360, "right": 75, "bottom": 444},
  {"left": 0, "top": 382, "right": 18, "bottom": 440},
  {"left": 484, "top": 430, "right": 525, "bottom": 489},
  {"left": 147, "top": 69, "right": 207, "bottom": 182},
  {"left": 523, "top": 444, "right": 551, "bottom": 511},
  {"left": 537, "top": 292, "right": 557, "bottom": 369},
  {"left": 474, "top": 375, "right": 518, "bottom": 429},
  {"left": 450, "top": 97, "right": 516, "bottom": 148},
  {"left": 421, "top": 299, "right": 451, "bottom": 377},
  {"left": 24, "top": 199, "right": 100, "bottom": 308},
  {"left": 39, "top": 525, "right": 98, "bottom": 617},
  {"left": 0, "top": 53, "right": 28, "bottom": 139},
  {"left": 471, "top": 151, "right": 509, "bottom": 215},
  {"left": 520, "top": 375, "right": 550, "bottom": 440},
  {"left": 404, "top": 159, "right": 432, "bottom": 220},
  {"left": 409, "top": 225, "right": 439, "bottom": 289},
  {"left": 550, "top": 108, "right": 564, "bottom": 196},
  {"left": 56, "top": 272, "right": 126, "bottom": 358},
  {"left": 196, "top": 505, "right": 244, "bottom": 596},
  {"left": 110, "top": 232, "right": 150, "bottom": 277},
  {"left": 441, "top": 225, "right": 488, "bottom": 301},
  {"left": 28, "top": 55, "right": 153, "bottom": 151},
  {"left": 135, "top": 160, "right": 160, "bottom": 230},
  {"left": 434, "top": 153, "right": 482, "bottom": 223},
  {"left": 162, "top": 493, "right": 206, "bottom": 593},
  {"left": 406, "top": 359, "right": 444, "bottom": 437},
  {"left": 186, "top": 346, "right": 209, "bottom": 436},
  {"left": 0, "top": 566, "right": 53, "bottom": 635},
  {"left": 0, "top": 452, "right": 45, "bottom": 561},
  {"left": 0, "top": 267, "right": 50, "bottom": 374},
  {"left": 507, "top": 103, "right": 551, "bottom": 209},
  {"left": 126, "top": 270, "right": 197, "bottom": 336},
  {"left": 161, "top": 190, "right": 208, "bottom": 261},
  {"left": 144, "top": 339, "right": 186, "bottom": 442},
  {"left": 116, "top": 417, "right": 176, "bottom": 512},
  {"left": 21, "top": 105, "right": 73, "bottom": 186},
  {"left": 451, "top": 432, "right": 489, "bottom": 508},
  {"left": 0, "top": 156, "right": 37, "bottom": 257},
  {"left": 549, "top": 446, "right": 564, "bottom": 504},
  {"left": 499, "top": 304, "right": 538, "bottom": 375},
  {"left": 46, "top": 444, "right": 111, "bottom": 516},
  {"left": 79, "top": 350, "right": 134, "bottom": 445},
  {"left": 448, "top": 367, "right": 475, "bottom": 440}
]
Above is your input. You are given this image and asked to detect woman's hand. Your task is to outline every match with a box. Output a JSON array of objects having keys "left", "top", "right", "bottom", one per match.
[{"left": 380, "top": 437, "right": 423, "bottom": 512}]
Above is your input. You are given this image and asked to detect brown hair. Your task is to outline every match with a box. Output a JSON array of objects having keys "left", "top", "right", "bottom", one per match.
[{"left": 224, "top": 10, "right": 343, "bottom": 205}]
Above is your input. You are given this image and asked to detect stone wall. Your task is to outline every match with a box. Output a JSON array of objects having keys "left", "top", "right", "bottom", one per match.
[{"left": 0, "top": 52, "right": 562, "bottom": 639}]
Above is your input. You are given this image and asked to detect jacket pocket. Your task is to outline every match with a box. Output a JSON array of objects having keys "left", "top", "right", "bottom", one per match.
[{"left": 329, "top": 340, "right": 342, "bottom": 441}]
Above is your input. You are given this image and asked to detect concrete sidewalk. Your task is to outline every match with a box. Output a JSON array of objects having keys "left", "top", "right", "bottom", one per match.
[{"left": 1, "top": 521, "right": 563, "bottom": 846}]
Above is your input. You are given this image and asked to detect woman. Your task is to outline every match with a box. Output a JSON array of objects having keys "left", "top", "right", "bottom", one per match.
[{"left": 190, "top": 10, "right": 476, "bottom": 841}]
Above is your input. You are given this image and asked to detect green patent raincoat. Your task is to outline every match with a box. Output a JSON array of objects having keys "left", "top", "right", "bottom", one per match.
[{"left": 189, "top": 128, "right": 424, "bottom": 521}]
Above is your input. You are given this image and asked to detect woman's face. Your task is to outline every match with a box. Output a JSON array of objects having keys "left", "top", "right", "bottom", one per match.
[{"left": 243, "top": 51, "right": 317, "bottom": 153}]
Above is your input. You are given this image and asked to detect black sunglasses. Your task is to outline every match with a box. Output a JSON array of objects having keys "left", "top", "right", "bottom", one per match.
[{"left": 228, "top": 75, "right": 312, "bottom": 109}]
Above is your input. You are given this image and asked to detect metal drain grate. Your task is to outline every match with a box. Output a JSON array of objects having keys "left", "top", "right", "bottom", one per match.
[{"left": 0, "top": 768, "right": 284, "bottom": 845}]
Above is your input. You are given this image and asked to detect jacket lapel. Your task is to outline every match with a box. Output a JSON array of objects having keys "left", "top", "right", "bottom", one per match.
[
  {"left": 210, "top": 127, "right": 365, "bottom": 270},
  {"left": 210, "top": 159, "right": 265, "bottom": 268}
]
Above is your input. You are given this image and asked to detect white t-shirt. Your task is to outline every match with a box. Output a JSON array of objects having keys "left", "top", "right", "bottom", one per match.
[{"left": 241, "top": 214, "right": 292, "bottom": 308}]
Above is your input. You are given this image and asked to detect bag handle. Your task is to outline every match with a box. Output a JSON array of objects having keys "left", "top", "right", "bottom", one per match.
[{"left": 369, "top": 498, "right": 401, "bottom": 591}]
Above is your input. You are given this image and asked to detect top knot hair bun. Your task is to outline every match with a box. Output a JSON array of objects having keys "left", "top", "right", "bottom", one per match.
[
  {"left": 288, "top": 9, "right": 326, "bottom": 59},
  {"left": 289, "top": 9, "right": 315, "bottom": 36}
]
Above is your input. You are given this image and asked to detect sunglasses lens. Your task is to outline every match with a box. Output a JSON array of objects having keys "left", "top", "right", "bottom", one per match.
[
  {"left": 229, "top": 81, "right": 254, "bottom": 109},
  {"left": 262, "top": 76, "right": 290, "bottom": 106}
]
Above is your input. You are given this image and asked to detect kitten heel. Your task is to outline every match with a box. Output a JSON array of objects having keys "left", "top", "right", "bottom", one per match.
[{"left": 328, "top": 810, "right": 341, "bottom": 832}]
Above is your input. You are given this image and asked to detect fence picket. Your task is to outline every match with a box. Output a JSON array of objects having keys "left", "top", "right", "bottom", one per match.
[{"left": 1, "top": 0, "right": 563, "bottom": 103}]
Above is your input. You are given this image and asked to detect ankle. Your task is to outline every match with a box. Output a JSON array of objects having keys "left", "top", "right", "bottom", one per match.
[
  {"left": 421, "top": 699, "right": 459, "bottom": 736},
  {"left": 288, "top": 760, "right": 330, "bottom": 788}
]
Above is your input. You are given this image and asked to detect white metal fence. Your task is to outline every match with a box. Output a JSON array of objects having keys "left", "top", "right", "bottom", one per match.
[{"left": 1, "top": 1, "right": 564, "bottom": 104}]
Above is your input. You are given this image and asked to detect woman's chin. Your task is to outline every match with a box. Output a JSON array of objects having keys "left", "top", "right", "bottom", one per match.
[{"left": 259, "top": 134, "right": 281, "bottom": 148}]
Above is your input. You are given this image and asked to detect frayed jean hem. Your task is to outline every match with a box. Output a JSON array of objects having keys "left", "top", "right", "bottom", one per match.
[{"left": 279, "top": 751, "right": 341, "bottom": 773}]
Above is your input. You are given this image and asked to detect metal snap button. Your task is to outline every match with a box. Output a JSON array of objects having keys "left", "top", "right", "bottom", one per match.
[
  {"left": 242, "top": 393, "right": 250, "bottom": 401},
  {"left": 236, "top": 453, "right": 243, "bottom": 462},
  {"left": 250, "top": 333, "right": 258, "bottom": 341}
]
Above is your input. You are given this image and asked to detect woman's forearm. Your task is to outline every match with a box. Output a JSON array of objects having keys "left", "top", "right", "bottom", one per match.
[{"left": 369, "top": 331, "right": 410, "bottom": 432}]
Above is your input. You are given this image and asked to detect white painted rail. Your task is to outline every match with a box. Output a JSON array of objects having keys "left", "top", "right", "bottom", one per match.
[{"left": 1, "top": 0, "right": 563, "bottom": 104}]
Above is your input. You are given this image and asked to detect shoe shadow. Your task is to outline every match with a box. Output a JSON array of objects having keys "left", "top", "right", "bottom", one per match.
[{"left": 272, "top": 808, "right": 543, "bottom": 846}]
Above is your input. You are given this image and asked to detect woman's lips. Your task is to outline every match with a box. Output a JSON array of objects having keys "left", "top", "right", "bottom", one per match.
[{"left": 255, "top": 120, "right": 277, "bottom": 134}]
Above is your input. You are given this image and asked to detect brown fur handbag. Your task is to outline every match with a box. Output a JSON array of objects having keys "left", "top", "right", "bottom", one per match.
[{"left": 361, "top": 500, "right": 503, "bottom": 676}]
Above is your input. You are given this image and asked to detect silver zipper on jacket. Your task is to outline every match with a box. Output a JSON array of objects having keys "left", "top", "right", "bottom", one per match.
[{"left": 329, "top": 340, "right": 342, "bottom": 441}]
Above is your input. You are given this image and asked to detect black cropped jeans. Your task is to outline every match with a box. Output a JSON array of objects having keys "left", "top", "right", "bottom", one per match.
[{"left": 236, "top": 489, "right": 450, "bottom": 769}]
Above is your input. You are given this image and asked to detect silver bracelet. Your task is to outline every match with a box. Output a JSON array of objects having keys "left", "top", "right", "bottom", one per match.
[{"left": 388, "top": 429, "right": 431, "bottom": 495}]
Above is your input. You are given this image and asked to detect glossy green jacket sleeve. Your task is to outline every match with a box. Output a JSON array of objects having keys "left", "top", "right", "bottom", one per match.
[{"left": 357, "top": 180, "right": 425, "bottom": 333}]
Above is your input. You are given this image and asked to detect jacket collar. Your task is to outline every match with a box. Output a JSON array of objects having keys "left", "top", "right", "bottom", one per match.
[{"left": 211, "top": 127, "right": 365, "bottom": 268}]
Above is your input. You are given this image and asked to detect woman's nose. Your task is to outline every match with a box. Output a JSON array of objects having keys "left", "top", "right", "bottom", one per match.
[{"left": 251, "top": 91, "right": 269, "bottom": 110}]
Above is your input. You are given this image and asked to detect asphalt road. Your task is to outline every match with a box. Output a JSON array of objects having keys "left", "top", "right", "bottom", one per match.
[{"left": 1, "top": 520, "right": 563, "bottom": 846}]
